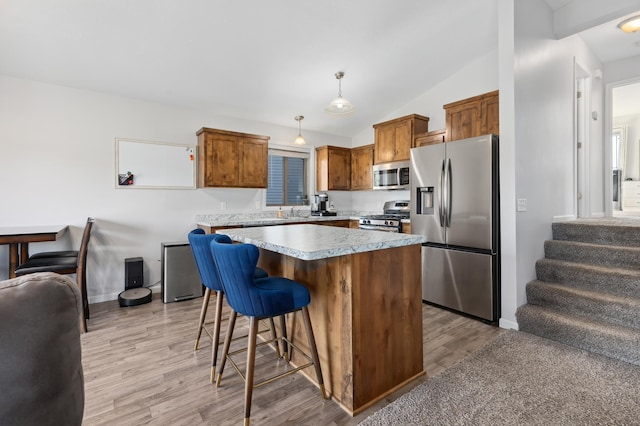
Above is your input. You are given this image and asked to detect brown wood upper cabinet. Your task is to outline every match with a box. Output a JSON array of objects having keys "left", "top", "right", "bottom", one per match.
[
  {"left": 414, "top": 129, "right": 446, "bottom": 147},
  {"left": 350, "top": 144, "right": 374, "bottom": 190},
  {"left": 443, "top": 90, "right": 499, "bottom": 142},
  {"left": 196, "top": 127, "right": 269, "bottom": 188},
  {"left": 316, "top": 145, "right": 351, "bottom": 191},
  {"left": 373, "top": 114, "right": 429, "bottom": 164}
]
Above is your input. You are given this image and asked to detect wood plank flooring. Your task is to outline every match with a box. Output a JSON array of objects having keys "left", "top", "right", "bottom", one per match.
[{"left": 82, "top": 294, "right": 503, "bottom": 426}]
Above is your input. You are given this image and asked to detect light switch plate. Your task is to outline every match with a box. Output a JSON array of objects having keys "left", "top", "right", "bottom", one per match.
[{"left": 516, "top": 198, "right": 527, "bottom": 212}]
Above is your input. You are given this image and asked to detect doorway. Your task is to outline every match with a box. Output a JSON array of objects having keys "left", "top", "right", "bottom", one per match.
[{"left": 610, "top": 80, "right": 640, "bottom": 218}]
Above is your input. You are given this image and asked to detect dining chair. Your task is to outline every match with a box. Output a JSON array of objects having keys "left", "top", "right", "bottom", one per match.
[
  {"left": 14, "top": 217, "right": 95, "bottom": 333},
  {"left": 210, "top": 239, "right": 326, "bottom": 426},
  {"left": 188, "top": 229, "right": 273, "bottom": 382},
  {"left": 27, "top": 217, "right": 93, "bottom": 259}
]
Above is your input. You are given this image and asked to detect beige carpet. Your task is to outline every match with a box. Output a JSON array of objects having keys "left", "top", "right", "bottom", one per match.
[{"left": 359, "top": 330, "right": 640, "bottom": 425}]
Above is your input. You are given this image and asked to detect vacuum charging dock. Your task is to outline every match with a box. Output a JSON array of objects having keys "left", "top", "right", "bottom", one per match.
[{"left": 118, "top": 257, "right": 152, "bottom": 307}]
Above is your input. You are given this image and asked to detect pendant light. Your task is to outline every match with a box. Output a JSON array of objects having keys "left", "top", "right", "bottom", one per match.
[
  {"left": 325, "top": 71, "right": 355, "bottom": 116},
  {"left": 294, "top": 115, "right": 306, "bottom": 145},
  {"left": 618, "top": 15, "right": 640, "bottom": 33}
]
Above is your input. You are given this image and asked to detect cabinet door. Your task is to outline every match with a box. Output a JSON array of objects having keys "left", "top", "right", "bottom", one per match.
[
  {"left": 374, "top": 126, "right": 396, "bottom": 164},
  {"left": 240, "top": 137, "right": 268, "bottom": 188},
  {"left": 482, "top": 93, "right": 499, "bottom": 135},
  {"left": 446, "top": 101, "right": 481, "bottom": 142},
  {"left": 329, "top": 148, "right": 351, "bottom": 190},
  {"left": 351, "top": 145, "right": 373, "bottom": 190},
  {"left": 414, "top": 130, "right": 445, "bottom": 147},
  {"left": 393, "top": 119, "right": 413, "bottom": 161},
  {"left": 206, "top": 134, "right": 239, "bottom": 186}
]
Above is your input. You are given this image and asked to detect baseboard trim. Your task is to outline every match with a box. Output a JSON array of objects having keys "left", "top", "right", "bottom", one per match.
[
  {"left": 499, "top": 317, "right": 519, "bottom": 330},
  {"left": 552, "top": 214, "right": 577, "bottom": 223},
  {"left": 89, "top": 284, "right": 161, "bottom": 304}
]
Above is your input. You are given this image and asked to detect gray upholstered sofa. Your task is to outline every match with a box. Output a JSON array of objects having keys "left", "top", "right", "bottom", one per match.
[{"left": 0, "top": 272, "right": 84, "bottom": 426}]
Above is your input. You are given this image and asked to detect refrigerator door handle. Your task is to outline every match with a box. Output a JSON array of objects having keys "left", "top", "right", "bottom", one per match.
[
  {"left": 446, "top": 158, "right": 452, "bottom": 227},
  {"left": 438, "top": 159, "right": 446, "bottom": 227}
]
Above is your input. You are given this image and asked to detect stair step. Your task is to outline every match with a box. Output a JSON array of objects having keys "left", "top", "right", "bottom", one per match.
[
  {"left": 552, "top": 218, "right": 640, "bottom": 247},
  {"left": 535, "top": 258, "right": 640, "bottom": 298},
  {"left": 526, "top": 280, "right": 640, "bottom": 330},
  {"left": 544, "top": 240, "right": 640, "bottom": 270},
  {"left": 516, "top": 304, "right": 640, "bottom": 366}
]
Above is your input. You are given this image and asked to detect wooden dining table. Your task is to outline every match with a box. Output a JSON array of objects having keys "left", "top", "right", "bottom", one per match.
[{"left": 0, "top": 225, "right": 68, "bottom": 278}]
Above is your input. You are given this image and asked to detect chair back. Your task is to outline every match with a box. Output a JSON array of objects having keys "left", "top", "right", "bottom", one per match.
[
  {"left": 188, "top": 230, "right": 232, "bottom": 292},
  {"left": 210, "top": 240, "right": 293, "bottom": 318},
  {"left": 76, "top": 217, "right": 95, "bottom": 281}
]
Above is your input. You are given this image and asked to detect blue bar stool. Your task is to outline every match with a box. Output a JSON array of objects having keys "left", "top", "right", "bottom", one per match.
[
  {"left": 188, "top": 229, "right": 272, "bottom": 382},
  {"left": 210, "top": 239, "right": 327, "bottom": 426}
]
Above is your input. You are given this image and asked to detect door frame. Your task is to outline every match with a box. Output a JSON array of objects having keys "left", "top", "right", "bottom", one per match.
[{"left": 574, "top": 60, "right": 591, "bottom": 218}]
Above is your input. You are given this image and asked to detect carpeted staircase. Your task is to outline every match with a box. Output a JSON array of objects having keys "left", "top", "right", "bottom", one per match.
[{"left": 516, "top": 218, "right": 640, "bottom": 366}]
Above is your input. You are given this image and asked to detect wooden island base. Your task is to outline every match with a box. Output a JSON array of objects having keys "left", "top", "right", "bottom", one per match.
[{"left": 257, "top": 243, "right": 424, "bottom": 415}]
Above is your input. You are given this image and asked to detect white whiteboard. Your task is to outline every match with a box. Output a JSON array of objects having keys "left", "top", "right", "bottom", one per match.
[{"left": 115, "top": 138, "right": 196, "bottom": 189}]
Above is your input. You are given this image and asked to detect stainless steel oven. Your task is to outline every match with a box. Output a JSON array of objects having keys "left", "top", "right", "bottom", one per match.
[{"left": 358, "top": 200, "right": 410, "bottom": 233}]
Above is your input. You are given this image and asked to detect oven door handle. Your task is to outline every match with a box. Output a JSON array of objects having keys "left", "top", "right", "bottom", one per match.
[{"left": 358, "top": 225, "right": 399, "bottom": 232}]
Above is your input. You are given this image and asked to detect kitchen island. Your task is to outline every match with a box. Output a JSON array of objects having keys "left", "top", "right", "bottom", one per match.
[{"left": 217, "top": 224, "right": 425, "bottom": 415}]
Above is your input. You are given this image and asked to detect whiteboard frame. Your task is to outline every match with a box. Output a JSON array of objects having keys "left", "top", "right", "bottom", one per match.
[{"left": 115, "top": 138, "right": 197, "bottom": 189}]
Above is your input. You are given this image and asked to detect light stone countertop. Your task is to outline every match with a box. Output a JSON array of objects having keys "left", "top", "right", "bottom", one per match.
[
  {"left": 197, "top": 214, "right": 355, "bottom": 228},
  {"left": 216, "top": 224, "right": 425, "bottom": 260},
  {"left": 196, "top": 212, "right": 410, "bottom": 228}
]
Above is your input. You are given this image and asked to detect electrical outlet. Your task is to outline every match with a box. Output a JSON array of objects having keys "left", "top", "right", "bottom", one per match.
[
  {"left": 516, "top": 198, "right": 527, "bottom": 212},
  {"left": 221, "top": 201, "right": 227, "bottom": 210},
  {"left": 255, "top": 200, "right": 261, "bottom": 209}
]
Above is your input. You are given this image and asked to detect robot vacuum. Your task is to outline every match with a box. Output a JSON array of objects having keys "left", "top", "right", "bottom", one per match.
[{"left": 118, "top": 287, "right": 152, "bottom": 307}]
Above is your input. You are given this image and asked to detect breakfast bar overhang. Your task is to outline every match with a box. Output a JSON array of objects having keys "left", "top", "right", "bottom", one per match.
[{"left": 217, "top": 224, "right": 426, "bottom": 415}]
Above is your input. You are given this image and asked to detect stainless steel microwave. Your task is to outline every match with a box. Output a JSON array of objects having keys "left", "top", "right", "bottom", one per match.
[{"left": 373, "top": 161, "right": 410, "bottom": 190}]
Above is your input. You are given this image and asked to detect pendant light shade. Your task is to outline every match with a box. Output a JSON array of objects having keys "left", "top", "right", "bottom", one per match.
[
  {"left": 325, "top": 71, "right": 355, "bottom": 116},
  {"left": 618, "top": 15, "right": 640, "bottom": 33},
  {"left": 294, "top": 115, "right": 306, "bottom": 145}
]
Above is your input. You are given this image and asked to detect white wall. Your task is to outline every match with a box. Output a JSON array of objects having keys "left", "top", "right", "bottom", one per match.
[
  {"left": 0, "top": 75, "right": 350, "bottom": 301},
  {"left": 504, "top": 0, "right": 604, "bottom": 324}
]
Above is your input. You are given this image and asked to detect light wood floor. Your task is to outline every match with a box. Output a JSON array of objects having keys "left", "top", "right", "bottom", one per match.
[{"left": 82, "top": 294, "right": 503, "bottom": 426}]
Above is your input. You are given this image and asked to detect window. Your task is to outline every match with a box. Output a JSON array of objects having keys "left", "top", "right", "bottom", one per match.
[{"left": 266, "top": 148, "right": 309, "bottom": 206}]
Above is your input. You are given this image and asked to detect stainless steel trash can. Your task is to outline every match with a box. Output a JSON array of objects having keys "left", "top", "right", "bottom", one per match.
[{"left": 161, "top": 242, "right": 203, "bottom": 303}]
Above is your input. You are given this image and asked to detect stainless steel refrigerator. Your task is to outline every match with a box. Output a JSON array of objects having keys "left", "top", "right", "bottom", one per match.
[{"left": 410, "top": 134, "right": 499, "bottom": 322}]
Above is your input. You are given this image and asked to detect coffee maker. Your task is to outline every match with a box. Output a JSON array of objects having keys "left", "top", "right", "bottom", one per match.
[{"left": 311, "top": 193, "right": 336, "bottom": 216}]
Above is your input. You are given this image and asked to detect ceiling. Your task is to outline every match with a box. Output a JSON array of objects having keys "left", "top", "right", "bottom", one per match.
[
  {"left": 1, "top": 1, "right": 639, "bottom": 137},
  {"left": 0, "top": 0, "right": 499, "bottom": 138}
]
